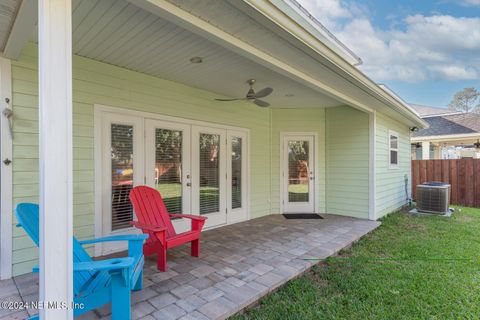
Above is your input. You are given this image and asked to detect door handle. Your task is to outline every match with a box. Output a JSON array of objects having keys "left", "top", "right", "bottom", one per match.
[{"left": 186, "top": 182, "right": 191, "bottom": 187}]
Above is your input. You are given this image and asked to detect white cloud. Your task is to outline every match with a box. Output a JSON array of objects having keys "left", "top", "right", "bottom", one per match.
[
  {"left": 297, "top": 0, "right": 480, "bottom": 82},
  {"left": 460, "top": 0, "right": 480, "bottom": 6}
]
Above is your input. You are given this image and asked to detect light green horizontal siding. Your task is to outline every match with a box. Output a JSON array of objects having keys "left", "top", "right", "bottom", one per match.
[
  {"left": 375, "top": 112, "right": 411, "bottom": 218},
  {"left": 271, "top": 109, "right": 326, "bottom": 213},
  {"left": 11, "top": 42, "right": 271, "bottom": 276},
  {"left": 326, "top": 106, "right": 369, "bottom": 219},
  {"left": 9, "top": 42, "right": 413, "bottom": 276}
]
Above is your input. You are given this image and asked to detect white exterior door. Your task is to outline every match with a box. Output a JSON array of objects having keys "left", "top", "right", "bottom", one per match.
[
  {"left": 227, "top": 130, "right": 248, "bottom": 224},
  {"left": 191, "top": 126, "right": 227, "bottom": 229},
  {"left": 145, "top": 119, "right": 192, "bottom": 234},
  {"left": 282, "top": 134, "right": 315, "bottom": 213}
]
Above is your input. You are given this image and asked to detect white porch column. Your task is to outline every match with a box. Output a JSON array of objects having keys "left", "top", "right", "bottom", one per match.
[
  {"left": 38, "top": 1, "right": 73, "bottom": 319},
  {"left": 0, "top": 57, "right": 13, "bottom": 280},
  {"left": 422, "top": 141, "right": 430, "bottom": 160}
]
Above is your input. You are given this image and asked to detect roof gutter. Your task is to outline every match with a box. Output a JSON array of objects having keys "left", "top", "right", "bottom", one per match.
[{"left": 411, "top": 132, "right": 480, "bottom": 142}]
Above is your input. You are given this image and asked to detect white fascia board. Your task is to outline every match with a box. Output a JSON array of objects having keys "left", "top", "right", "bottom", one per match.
[
  {"left": 237, "top": 0, "right": 427, "bottom": 128},
  {"left": 270, "top": 0, "right": 361, "bottom": 65},
  {"left": 411, "top": 133, "right": 480, "bottom": 143}
]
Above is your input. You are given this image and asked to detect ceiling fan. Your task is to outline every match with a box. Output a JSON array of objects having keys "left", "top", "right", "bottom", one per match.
[{"left": 215, "top": 79, "right": 273, "bottom": 107}]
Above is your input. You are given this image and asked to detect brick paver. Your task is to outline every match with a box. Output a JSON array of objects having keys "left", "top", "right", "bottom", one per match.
[{"left": 0, "top": 214, "right": 379, "bottom": 320}]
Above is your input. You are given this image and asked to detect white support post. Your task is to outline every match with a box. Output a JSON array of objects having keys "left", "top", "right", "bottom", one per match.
[
  {"left": 368, "top": 111, "right": 376, "bottom": 221},
  {"left": 422, "top": 141, "right": 430, "bottom": 160},
  {"left": 38, "top": 1, "right": 73, "bottom": 319},
  {"left": 0, "top": 57, "right": 13, "bottom": 280}
]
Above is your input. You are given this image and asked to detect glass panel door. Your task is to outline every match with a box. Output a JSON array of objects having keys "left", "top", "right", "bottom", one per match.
[
  {"left": 227, "top": 130, "right": 248, "bottom": 223},
  {"left": 192, "top": 126, "right": 227, "bottom": 228},
  {"left": 101, "top": 113, "right": 144, "bottom": 254},
  {"left": 283, "top": 135, "right": 315, "bottom": 213},
  {"left": 110, "top": 124, "right": 135, "bottom": 231},
  {"left": 145, "top": 120, "right": 191, "bottom": 234}
]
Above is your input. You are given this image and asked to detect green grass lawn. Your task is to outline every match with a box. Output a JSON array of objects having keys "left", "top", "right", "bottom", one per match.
[{"left": 233, "top": 207, "right": 480, "bottom": 319}]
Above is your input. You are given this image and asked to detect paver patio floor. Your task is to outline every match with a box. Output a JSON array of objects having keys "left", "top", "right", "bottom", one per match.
[{"left": 0, "top": 214, "right": 380, "bottom": 320}]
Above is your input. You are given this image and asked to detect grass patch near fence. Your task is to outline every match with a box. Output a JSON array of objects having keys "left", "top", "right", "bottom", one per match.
[{"left": 233, "top": 207, "right": 480, "bottom": 319}]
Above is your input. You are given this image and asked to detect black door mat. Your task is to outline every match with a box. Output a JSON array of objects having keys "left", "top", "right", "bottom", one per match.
[{"left": 282, "top": 214, "right": 323, "bottom": 219}]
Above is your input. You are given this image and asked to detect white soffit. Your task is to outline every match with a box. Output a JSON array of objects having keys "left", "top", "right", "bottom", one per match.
[
  {"left": 29, "top": 0, "right": 340, "bottom": 109},
  {"left": 0, "top": 0, "right": 22, "bottom": 52}
]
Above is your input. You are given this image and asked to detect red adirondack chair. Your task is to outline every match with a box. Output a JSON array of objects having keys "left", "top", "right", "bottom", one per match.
[{"left": 129, "top": 185, "right": 207, "bottom": 271}]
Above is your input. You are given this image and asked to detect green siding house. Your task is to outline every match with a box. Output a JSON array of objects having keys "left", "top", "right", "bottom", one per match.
[{"left": 0, "top": 0, "right": 426, "bottom": 304}]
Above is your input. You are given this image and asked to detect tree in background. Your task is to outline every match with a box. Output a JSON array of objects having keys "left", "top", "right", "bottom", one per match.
[{"left": 448, "top": 87, "right": 480, "bottom": 113}]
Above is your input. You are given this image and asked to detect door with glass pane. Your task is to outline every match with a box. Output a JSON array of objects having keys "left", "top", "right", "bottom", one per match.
[
  {"left": 191, "top": 126, "right": 227, "bottom": 228},
  {"left": 101, "top": 113, "right": 144, "bottom": 254},
  {"left": 227, "top": 131, "right": 248, "bottom": 223},
  {"left": 145, "top": 120, "right": 191, "bottom": 234},
  {"left": 283, "top": 134, "right": 315, "bottom": 213}
]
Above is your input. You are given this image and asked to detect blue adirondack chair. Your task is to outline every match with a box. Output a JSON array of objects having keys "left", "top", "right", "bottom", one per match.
[{"left": 15, "top": 203, "right": 148, "bottom": 320}]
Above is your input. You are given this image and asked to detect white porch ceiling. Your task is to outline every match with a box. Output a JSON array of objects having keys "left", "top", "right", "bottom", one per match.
[
  {"left": 28, "top": 0, "right": 342, "bottom": 109},
  {"left": 0, "top": 0, "right": 20, "bottom": 51}
]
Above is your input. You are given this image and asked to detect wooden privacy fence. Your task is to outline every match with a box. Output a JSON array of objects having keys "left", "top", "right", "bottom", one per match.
[{"left": 412, "top": 159, "right": 480, "bottom": 208}]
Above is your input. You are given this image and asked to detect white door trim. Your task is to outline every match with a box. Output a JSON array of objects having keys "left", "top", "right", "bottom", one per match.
[
  {"left": 0, "top": 57, "right": 13, "bottom": 279},
  {"left": 94, "top": 104, "right": 250, "bottom": 133},
  {"left": 280, "top": 132, "right": 318, "bottom": 214}
]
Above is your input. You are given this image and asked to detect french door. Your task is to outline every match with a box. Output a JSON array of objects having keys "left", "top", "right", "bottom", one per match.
[
  {"left": 100, "top": 113, "right": 144, "bottom": 253},
  {"left": 191, "top": 126, "right": 227, "bottom": 229},
  {"left": 145, "top": 120, "right": 192, "bottom": 234},
  {"left": 282, "top": 134, "right": 315, "bottom": 213},
  {"left": 99, "top": 110, "right": 248, "bottom": 252}
]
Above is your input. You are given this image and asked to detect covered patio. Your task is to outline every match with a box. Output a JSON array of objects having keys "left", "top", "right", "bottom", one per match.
[
  {"left": 1, "top": 214, "right": 379, "bottom": 320},
  {"left": 0, "top": 0, "right": 427, "bottom": 319}
]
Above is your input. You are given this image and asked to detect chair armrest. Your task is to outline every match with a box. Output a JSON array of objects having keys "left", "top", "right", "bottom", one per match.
[
  {"left": 74, "top": 257, "right": 135, "bottom": 272},
  {"left": 33, "top": 258, "right": 135, "bottom": 273},
  {"left": 78, "top": 234, "right": 148, "bottom": 245},
  {"left": 130, "top": 221, "right": 168, "bottom": 232},
  {"left": 169, "top": 214, "right": 207, "bottom": 221}
]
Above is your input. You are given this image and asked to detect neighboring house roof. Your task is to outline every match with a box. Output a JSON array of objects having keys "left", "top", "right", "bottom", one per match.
[
  {"left": 412, "top": 113, "right": 480, "bottom": 137},
  {"left": 409, "top": 104, "right": 457, "bottom": 117}
]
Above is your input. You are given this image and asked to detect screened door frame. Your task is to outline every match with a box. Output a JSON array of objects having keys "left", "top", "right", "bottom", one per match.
[
  {"left": 279, "top": 132, "right": 318, "bottom": 214},
  {"left": 94, "top": 104, "right": 250, "bottom": 256}
]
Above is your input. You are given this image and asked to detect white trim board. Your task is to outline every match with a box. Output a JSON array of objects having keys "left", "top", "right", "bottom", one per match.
[
  {"left": 411, "top": 132, "right": 480, "bottom": 143},
  {"left": 368, "top": 111, "right": 376, "bottom": 221},
  {"left": 0, "top": 57, "right": 12, "bottom": 279}
]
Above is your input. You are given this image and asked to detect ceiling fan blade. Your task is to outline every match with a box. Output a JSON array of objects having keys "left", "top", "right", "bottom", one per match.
[
  {"left": 214, "top": 98, "right": 240, "bottom": 101},
  {"left": 254, "top": 99, "right": 270, "bottom": 107},
  {"left": 254, "top": 87, "right": 273, "bottom": 98}
]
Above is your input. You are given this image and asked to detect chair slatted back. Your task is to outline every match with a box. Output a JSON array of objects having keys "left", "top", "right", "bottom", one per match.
[
  {"left": 15, "top": 203, "right": 98, "bottom": 296},
  {"left": 129, "top": 186, "right": 177, "bottom": 239}
]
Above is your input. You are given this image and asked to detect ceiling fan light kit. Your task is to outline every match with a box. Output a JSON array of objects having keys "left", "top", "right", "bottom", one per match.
[{"left": 215, "top": 79, "right": 273, "bottom": 107}]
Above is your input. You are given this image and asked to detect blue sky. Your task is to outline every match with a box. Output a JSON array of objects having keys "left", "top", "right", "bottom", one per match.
[{"left": 297, "top": 0, "right": 480, "bottom": 108}]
